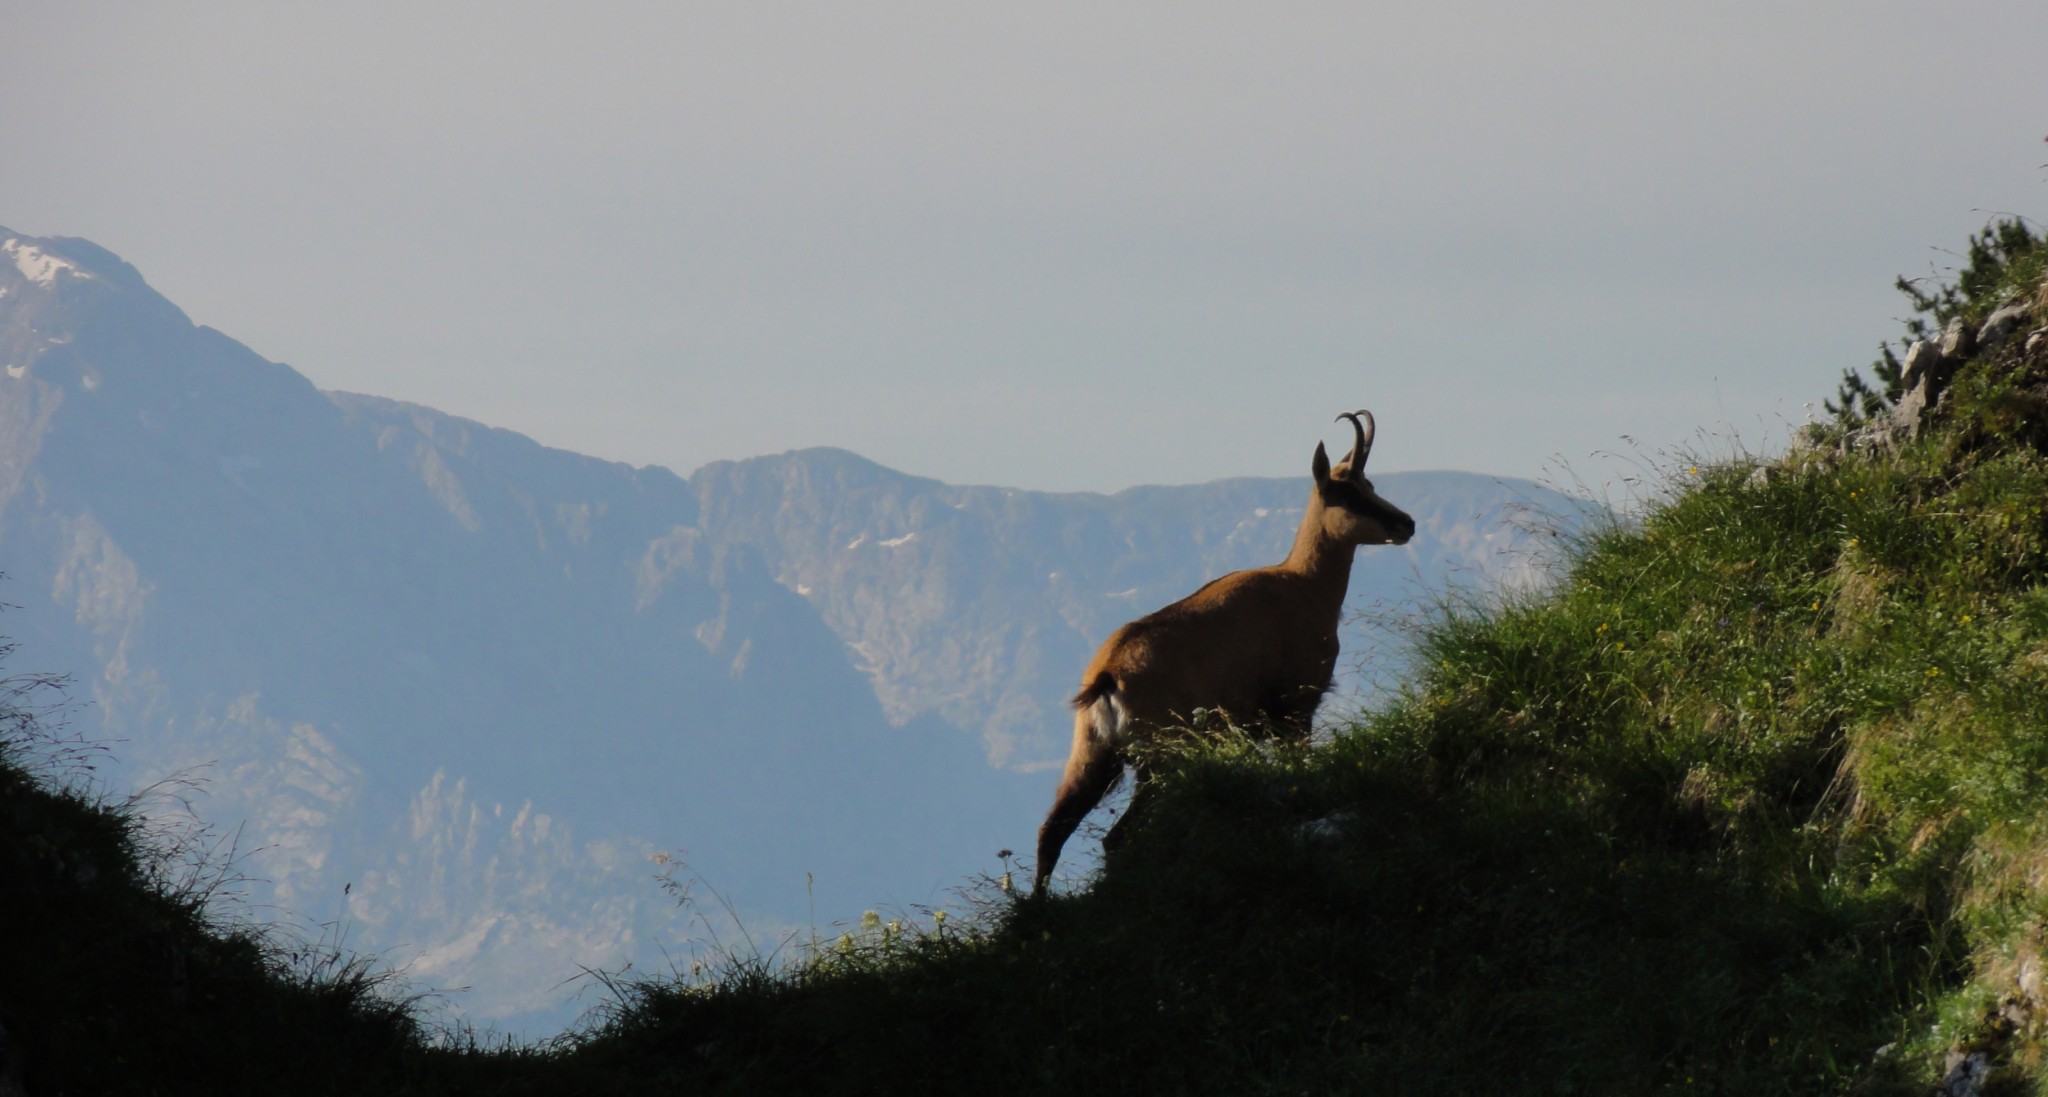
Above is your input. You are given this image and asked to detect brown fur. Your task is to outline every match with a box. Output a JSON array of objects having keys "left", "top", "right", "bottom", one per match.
[{"left": 1032, "top": 422, "right": 1414, "bottom": 893}]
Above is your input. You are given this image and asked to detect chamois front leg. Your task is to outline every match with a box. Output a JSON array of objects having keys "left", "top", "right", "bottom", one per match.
[
  {"left": 1252, "top": 670, "right": 1334, "bottom": 740},
  {"left": 1100, "top": 779, "right": 1153, "bottom": 856}
]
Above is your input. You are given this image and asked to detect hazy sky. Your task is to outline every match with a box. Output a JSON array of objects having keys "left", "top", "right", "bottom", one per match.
[{"left": 3, "top": 2, "right": 2042, "bottom": 492}]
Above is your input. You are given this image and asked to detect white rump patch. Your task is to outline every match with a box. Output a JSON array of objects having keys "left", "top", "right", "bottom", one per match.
[{"left": 1085, "top": 690, "right": 1132, "bottom": 747}]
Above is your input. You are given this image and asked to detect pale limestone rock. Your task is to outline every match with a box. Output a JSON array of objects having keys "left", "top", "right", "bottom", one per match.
[
  {"left": 1978, "top": 303, "right": 2032, "bottom": 349},
  {"left": 1942, "top": 316, "right": 1977, "bottom": 360}
]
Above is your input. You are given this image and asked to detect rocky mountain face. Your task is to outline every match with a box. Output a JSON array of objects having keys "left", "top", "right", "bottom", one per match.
[{"left": 0, "top": 226, "right": 1593, "bottom": 1032}]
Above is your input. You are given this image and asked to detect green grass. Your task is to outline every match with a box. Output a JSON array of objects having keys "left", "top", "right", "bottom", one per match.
[{"left": 5, "top": 223, "right": 2047, "bottom": 1094}]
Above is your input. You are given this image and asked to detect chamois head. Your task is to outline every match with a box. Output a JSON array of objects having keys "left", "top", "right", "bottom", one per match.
[{"left": 1308, "top": 410, "right": 1415, "bottom": 548}]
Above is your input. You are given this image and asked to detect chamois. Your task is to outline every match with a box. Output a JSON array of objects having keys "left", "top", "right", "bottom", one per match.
[{"left": 1032, "top": 410, "right": 1415, "bottom": 894}]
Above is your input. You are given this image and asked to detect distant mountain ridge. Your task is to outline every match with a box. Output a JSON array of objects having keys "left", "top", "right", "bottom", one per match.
[{"left": 0, "top": 225, "right": 1594, "bottom": 1031}]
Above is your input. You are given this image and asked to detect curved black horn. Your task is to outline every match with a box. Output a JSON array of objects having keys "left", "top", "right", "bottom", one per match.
[{"left": 1335, "top": 409, "right": 1375, "bottom": 471}]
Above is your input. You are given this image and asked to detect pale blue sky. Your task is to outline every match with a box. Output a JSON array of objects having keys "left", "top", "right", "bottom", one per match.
[{"left": 3, "top": 1, "right": 2042, "bottom": 492}]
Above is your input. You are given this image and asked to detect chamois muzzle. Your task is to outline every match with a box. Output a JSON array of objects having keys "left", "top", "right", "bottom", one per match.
[{"left": 1389, "top": 511, "right": 1417, "bottom": 545}]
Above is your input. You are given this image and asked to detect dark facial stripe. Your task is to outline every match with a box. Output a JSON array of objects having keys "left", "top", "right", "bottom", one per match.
[
  {"left": 1359, "top": 495, "right": 1411, "bottom": 531},
  {"left": 1328, "top": 478, "right": 1412, "bottom": 533}
]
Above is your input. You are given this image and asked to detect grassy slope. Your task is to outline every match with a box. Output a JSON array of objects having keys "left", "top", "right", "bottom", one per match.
[
  {"left": 0, "top": 681, "right": 439, "bottom": 1094},
  {"left": 521, "top": 228, "right": 2048, "bottom": 1096},
  {"left": 4, "top": 224, "right": 2046, "bottom": 1094}
]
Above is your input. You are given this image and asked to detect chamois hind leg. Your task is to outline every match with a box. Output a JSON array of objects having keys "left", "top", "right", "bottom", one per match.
[{"left": 1033, "top": 721, "right": 1123, "bottom": 896}]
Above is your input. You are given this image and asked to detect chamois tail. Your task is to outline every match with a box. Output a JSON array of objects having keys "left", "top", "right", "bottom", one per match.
[{"left": 1071, "top": 670, "right": 1117, "bottom": 710}]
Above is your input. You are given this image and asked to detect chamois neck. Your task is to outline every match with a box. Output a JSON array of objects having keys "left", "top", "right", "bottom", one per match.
[{"left": 1280, "top": 499, "right": 1357, "bottom": 595}]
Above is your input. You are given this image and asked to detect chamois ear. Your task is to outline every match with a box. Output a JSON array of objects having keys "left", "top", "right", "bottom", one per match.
[{"left": 1311, "top": 441, "right": 1331, "bottom": 485}]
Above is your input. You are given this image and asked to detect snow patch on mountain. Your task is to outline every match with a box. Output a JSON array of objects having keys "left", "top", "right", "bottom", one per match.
[{"left": 4, "top": 238, "right": 87, "bottom": 285}]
